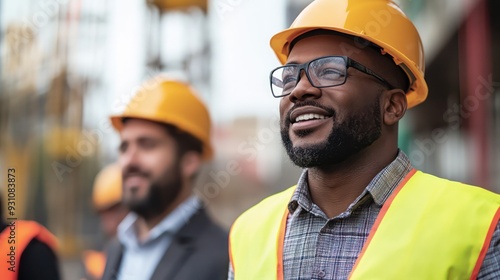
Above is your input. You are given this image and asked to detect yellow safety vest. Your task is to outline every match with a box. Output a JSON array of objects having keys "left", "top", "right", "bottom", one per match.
[{"left": 229, "top": 170, "right": 500, "bottom": 280}]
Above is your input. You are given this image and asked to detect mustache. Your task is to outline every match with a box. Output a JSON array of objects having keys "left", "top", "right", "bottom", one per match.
[{"left": 123, "top": 165, "right": 150, "bottom": 179}]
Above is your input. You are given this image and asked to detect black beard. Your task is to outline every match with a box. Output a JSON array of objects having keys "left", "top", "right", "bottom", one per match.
[
  {"left": 124, "top": 163, "right": 183, "bottom": 220},
  {"left": 281, "top": 98, "right": 382, "bottom": 168}
]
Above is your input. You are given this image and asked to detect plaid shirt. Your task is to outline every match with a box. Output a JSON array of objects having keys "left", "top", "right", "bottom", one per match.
[{"left": 228, "top": 151, "right": 500, "bottom": 279}]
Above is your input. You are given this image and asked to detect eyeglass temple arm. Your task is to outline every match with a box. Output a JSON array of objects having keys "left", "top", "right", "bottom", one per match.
[{"left": 348, "top": 59, "right": 395, "bottom": 90}]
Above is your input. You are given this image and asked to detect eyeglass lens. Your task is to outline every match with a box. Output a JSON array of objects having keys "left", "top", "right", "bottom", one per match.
[{"left": 271, "top": 56, "right": 347, "bottom": 97}]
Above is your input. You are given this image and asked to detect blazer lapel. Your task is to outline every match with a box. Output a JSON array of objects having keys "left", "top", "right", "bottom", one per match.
[
  {"left": 101, "top": 239, "right": 124, "bottom": 280},
  {"left": 150, "top": 208, "right": 211, "bottom": 280}
]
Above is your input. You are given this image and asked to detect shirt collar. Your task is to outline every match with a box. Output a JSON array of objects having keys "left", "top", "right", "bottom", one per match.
[
  {"left": 288, "top": 150, "right": 413, "bottom": 214},
  {"left": 367, "top": 151, "right": 413, "bottom": 205},
  {"left": 117, "top": 196, "right": 201, "bottom": 247}
]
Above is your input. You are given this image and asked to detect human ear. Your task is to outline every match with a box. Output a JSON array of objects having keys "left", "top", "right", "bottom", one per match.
[
  {"left": 181, "top": 151, "right": 202, "bottom": 179},
  {"left": 382, "top": 89, "right": 407, "bottom": 126}
]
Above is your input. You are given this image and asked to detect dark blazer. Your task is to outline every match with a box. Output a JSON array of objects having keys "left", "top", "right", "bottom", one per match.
[{"left": 101, "top": 208, "right": 229, "bottom": 280}]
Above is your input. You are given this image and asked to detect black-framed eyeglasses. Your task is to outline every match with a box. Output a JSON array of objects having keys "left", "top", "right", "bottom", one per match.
[{"left": 270, "top": 55, "right": 395, "bottom": 98}]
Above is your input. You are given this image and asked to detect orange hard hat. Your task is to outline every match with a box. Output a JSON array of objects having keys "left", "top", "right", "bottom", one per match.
[
  {"left": 92, "top": 163, "right": 122, "bottom": 211},
  {"left": 110, "top": 78, "right": 213, "bottom": 160},
  {"left": 270, "top": 0, "right": 427, "bottom": 108}
]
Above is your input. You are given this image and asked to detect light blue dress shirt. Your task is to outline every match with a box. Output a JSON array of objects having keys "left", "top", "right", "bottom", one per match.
[{"left": 116, "top": 196, "right": 201, "bottom": 280}]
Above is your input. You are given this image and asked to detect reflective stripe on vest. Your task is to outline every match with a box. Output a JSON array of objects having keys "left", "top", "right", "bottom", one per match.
[
  {"left": 229, "top": 170, "right": 500, "bottom": 280},
  {"left": 0, "top": 220, "right": 58, "bottom": 280}
]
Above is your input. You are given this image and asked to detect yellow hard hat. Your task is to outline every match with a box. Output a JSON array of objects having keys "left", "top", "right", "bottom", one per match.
[
  {"left": 110, "top": 78, "right": 213, "bottom": 160},
  {"left": 92, "top": 163, "right": 122, "bottom": 212},
  {"left": 270, "top": 0, "right": 427, "bottom": 108}
]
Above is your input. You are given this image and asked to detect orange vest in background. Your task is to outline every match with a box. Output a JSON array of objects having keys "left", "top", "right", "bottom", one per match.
[
  {"left": 82, "top": 250, "right": 107, "bottom": 280},
  {"left": 0, "top": 220, "right": 58, "bottom": 280}
]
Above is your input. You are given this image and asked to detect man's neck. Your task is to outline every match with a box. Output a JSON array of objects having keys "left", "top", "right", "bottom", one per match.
[{"left": 307, "top": 148, "right": 399, "bottom": 218}]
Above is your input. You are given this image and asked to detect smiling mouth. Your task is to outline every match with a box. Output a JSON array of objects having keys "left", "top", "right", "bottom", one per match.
[
  {"left": 287, "top": 104, "right": 335, "bottom": 127},
  {"left": 293, "top": 113, "right": 330, "bottom": 123}
]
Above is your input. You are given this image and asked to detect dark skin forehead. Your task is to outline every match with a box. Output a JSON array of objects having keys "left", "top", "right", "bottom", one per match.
[{"left": 288, "top": 32, "right": 408, "bottom": 92}]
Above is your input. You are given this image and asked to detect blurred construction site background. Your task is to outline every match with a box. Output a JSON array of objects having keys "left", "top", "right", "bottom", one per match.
[{"left": 1, "top": 0, "right": 499, "bottom": 278}]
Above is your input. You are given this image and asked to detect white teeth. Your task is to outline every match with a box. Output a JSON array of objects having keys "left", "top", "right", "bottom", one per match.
[{"left": 295, "top": 113, "right": 327, "bottom": 123}]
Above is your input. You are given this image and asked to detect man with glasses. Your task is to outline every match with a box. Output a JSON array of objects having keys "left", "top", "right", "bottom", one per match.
[{"left": 228, "top": 0, "right": 500, "bottom": 279}]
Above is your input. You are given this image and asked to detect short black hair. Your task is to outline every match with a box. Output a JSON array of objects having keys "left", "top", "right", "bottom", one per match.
[{"left": 161, "top": 123, "right": 203, "bottom": 157}]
